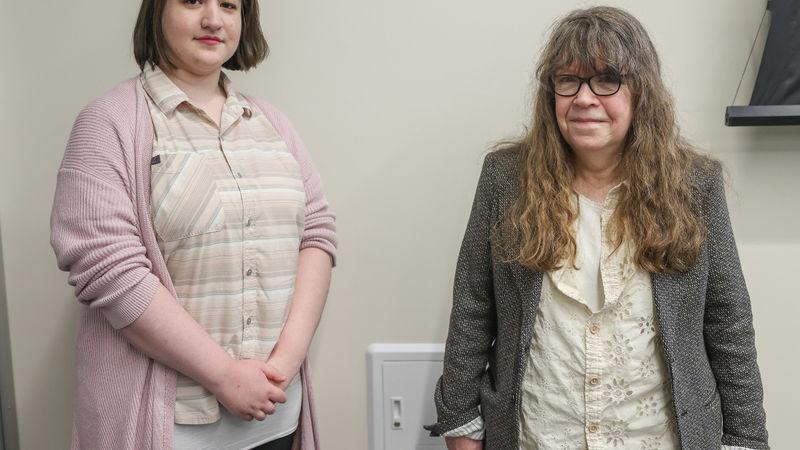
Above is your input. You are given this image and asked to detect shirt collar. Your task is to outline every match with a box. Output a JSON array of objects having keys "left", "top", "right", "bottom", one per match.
[
  {"left": 140, "top": 65, "right": 188, "bottom": 115},
  {"left": 218, "top": 72, "right": 253, "bottom": 119},
  {"left": 140, "top": 65, "right": 252, "bottom": 119},
  {"left": 549, "top": 180, "right": 634, "bottom": 308},
  {"left": 571, "top": 181, "right": 625, "bottom": 220},
  {"left": 604, "top": 181, "right": 625, "bottom": 208}
]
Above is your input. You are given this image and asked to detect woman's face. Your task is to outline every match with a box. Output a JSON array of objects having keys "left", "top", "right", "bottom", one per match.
[
  {"left": 554, "top": 63, "right": 633, "bottom": 160},
  {"left": 161, "top": 0, "right": 242, "bottom": 75}
]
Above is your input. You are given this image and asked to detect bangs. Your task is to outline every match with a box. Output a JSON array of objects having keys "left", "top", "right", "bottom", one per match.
[{"left": 539, "top": 16, "right": 638, "bottom": 80}]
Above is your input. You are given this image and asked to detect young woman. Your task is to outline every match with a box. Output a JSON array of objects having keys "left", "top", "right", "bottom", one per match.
[{"left": 51, "top": 1, "right": 335, "bottom": 449}]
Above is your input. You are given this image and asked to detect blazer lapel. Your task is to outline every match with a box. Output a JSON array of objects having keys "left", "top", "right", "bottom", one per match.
[
  {"left": 510, "top": 262, "right": 542, "bottom": 324},
  {"left": 651, "top": 272, "right": 683, "bottom": 371}
]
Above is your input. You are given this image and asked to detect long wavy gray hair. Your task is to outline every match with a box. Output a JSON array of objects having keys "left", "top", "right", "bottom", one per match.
[{"left": 495, "top": 6, "right": 713, "bottom": 273}]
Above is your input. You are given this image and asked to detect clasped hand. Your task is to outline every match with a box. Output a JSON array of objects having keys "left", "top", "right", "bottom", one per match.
[{"left": 210, "top": 359, "right": 288, "bottom": 421}]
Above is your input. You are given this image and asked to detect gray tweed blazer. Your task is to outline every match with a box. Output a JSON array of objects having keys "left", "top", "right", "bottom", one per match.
[{"left": 428, "top": 149, "right": 769, "bottom": 449}]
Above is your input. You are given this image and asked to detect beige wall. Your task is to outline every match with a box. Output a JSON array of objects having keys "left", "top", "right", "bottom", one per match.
[{"left": 1, "top": 1, "right": 796, "bottom": 449}]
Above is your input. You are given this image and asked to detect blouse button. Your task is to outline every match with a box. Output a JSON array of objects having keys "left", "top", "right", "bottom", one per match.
[
  {"left": 589, "top": 377, "right": 600, "bottom": 386},
  {"left": 246, "top": 268, "right": 253, "bottom": 276},
  {"left": 588, "top": 424, "right": 599, "bottom": 433},
  {"left": 590, "top": 324, "right": 600, "bottom": 334},
  {"left": 236, "top": 172, "right": 243, "bottom": 179}
]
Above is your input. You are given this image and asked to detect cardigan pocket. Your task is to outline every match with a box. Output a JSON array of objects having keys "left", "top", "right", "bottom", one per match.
[{"left": 150, "top": 152, "right": 225, "bottom": 242}]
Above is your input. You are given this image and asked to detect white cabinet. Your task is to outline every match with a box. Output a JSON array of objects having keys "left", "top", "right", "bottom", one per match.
[{"left": 367, "top": 344, "right": 447, "bottom": 450}]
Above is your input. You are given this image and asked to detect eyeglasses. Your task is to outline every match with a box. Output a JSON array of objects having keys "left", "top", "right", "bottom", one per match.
[{"left": 550, "top": 73, "right": 623, "bottom": 97}]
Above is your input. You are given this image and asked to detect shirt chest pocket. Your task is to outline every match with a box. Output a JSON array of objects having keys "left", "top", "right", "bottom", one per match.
[{"left": 150, "top": 152, "right": 226, "bottom": 242}]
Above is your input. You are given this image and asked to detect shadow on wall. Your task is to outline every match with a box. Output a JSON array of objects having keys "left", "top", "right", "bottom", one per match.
[{"left": 0, "top": 222, "right": 20, "bottom": 450}]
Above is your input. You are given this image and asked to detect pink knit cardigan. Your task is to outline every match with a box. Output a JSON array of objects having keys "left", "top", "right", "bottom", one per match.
[{"left": 50, "top": 76, "right": 336, "bottom": 450}]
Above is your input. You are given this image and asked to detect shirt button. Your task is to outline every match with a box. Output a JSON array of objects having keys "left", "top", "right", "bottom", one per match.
[
  {"left": 236, "top": 172, "right": 243, "bottom": 179},
  {"left": 589, "top": 377, "right": 600, "bottom": 386},
  {"left": 246, "top": 317, "right": 252, "bottom": 325},
  {"left": 590, "top": 324, "right": 600, "bottom": 334},
  {"left": 246, "top": 217, "right": 253, "bottom": 227},
  {"left": 246, "top": 268, "right": 253, "bottom": 276},
  {"left": 588, "top": 424, "right": 599, "bottom": 433}
]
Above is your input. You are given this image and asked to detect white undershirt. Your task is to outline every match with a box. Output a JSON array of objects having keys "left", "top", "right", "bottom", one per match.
[{"left": 173, "top": 376, "right": 302, "bottom": 450}]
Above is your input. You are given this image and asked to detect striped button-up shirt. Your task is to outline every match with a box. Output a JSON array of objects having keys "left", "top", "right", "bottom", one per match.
[{"left": 142, "top": 66, "right": 331, "bottom": 425}]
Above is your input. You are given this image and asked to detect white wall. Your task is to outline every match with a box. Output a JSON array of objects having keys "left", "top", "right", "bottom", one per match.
[{"left": 0, "top": 1, "right": 796, "bottom": 449}]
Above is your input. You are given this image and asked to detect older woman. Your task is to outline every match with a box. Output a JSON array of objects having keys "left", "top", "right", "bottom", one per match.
[
  {"left": 50, "top": 1, "right": 335, "bottom": 449},
  {"left": 428, "top": 7, "right": 768, "bottom": 450}
]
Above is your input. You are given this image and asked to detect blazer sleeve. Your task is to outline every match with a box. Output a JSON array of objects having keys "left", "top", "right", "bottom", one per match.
[
  {"left": 702, "top": 161, "right": 769, "bottom": 449},
  {"left": 427, "top": 153, "right": 498, "bottom": 435},
  {"left": 50, "top": 100, "right": 161, "bottom": 330}
]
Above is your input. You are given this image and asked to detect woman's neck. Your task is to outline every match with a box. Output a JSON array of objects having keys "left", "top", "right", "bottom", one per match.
[
  {"left": 572, "top": 151, "right": 622, "bottom": 203},
  {"left": 162, "top": 66, "right": 226, "bottom": 105},
  {"left": 161, "top": 66, "right": 227, "bottom": 126}
]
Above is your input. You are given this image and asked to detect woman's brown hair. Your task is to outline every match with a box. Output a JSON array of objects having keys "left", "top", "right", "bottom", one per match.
[
  {"left": 133, "top": 0, "right": 268, "bottom": 71},
  {"left": 495, "top": 6, "right": 714, "bottom": 273}
]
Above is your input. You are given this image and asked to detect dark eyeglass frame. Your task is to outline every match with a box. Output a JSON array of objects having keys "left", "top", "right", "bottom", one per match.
[{"left": 550, "top": 73, "right": 624, "bottom": 97}]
